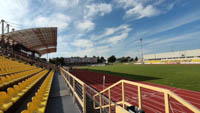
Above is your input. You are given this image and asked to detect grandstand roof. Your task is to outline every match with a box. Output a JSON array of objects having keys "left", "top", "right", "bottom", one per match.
[{"left": 3, "top": 27, "right": 57, "bottom": 55}]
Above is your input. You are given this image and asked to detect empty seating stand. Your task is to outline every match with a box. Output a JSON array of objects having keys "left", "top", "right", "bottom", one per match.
[
  {"left": 0, "top": 54, "right": 58, "bottom": 113},
  {"left": 0, "top": 56, "right": 36, "bottom": 76},
  {"left": 0, "top": 68, "right": 43, "bottom": 89},
  {"left": 0, "top": 70, "right": 48, "bottom": 112},
  {"left": 21, "top": 71, "right": 54, "bottom": 113}
]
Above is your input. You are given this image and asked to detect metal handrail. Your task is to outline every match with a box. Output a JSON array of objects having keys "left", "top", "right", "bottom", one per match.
[
  {"left": 60, "top": 67, "right": 86, "bottom": 113},
  {"left": 93, "top": 80, "right": 200, "bottom": 113}
]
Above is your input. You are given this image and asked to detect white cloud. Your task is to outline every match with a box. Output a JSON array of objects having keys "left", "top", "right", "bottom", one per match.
[
  {"left": 125, "top": 4, "right": 160, "bottom": 19},
  {"left": 92, "top": 24, "right": 131, "bottom": 41},
  {"left": 129, "top": 11, "right": 200, "bottom": 41},
  {"left": 72, "top": 39, "right": 94, "bottom": 48},
  {"left": 148, "top": 31, "right": 200, "bottom": 46},
  {"left": 76, "top": 20, "right": 95, "bottom": 32},
  {"left": 115, "top": 0, "right": 139, "bottom": 9},
  {"left": 99, "top": 32, "right": 129, "bottom": 45},
  {"left": 50, "top": 0, "right": 79, "bottom": 8},
  {"left": 107, "top": 32, "right": 129, "bottom": 44},
  {"left": 29, "top": 13, "right": 71, "bottom": 31},
  {"left": 84, "top": 3, "right": 112, "bottom": 19},
  {"left": 115, "top": 0, "right": 175, "bottom": 20},
  {"left": 63, "top": 45, "right": 111, "bottom": 58},
  {"left": 0, "top": 0, "right": 29, "bottom": 24},
  {"left": 104, "top": 28, "right": 115, "bottom": 36}
]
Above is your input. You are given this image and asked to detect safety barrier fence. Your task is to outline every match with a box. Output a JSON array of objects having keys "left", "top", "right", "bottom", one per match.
[
  {"left": 60, "top": 67, "right": 86, "bottom": 113},
  {"left": 93, "top": 80, "right": 200, "bottom": 113}
]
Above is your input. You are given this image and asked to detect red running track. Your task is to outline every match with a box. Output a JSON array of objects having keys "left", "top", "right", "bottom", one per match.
[{"left": 71, "top": 69, "right": 200, "bottom": 113}]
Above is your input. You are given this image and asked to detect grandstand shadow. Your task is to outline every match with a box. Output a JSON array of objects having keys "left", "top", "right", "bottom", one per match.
[{"left": 84, "top": 69, "right": 161, "bottom": 82}]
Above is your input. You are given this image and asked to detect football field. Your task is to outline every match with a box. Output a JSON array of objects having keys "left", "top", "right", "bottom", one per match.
[{"left": 79, "top": 64, "right": 200, "bottom": 91}]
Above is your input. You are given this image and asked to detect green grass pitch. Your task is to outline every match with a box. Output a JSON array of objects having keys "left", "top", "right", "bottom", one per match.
[{"left": 79, "top": 64, "right": 200, "bottom": 92}]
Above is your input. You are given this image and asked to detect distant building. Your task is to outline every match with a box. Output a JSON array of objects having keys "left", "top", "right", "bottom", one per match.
[
  {"left": 144, "top": 49, "right": 200, "bottom": 64},
  {"left": 64, "top": 56, "right": 98, "bottom": 64},
  {"left": 144, "top": 49, "right": 200, "bottom": 60}
]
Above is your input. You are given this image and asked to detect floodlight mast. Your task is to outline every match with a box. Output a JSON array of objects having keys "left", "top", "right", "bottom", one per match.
[{"left": 140, "top": 38, "right": 144, "bottom": 64}]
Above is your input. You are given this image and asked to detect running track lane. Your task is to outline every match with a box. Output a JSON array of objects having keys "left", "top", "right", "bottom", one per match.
[{"left": 71, "top": 69, "right": 200, "bottom": 113}]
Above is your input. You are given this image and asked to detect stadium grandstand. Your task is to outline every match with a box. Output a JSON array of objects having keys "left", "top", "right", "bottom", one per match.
[
  {"left": 1, "top": 19, "right": 200, "bottom": 113},
  {"left": 144, "top": 49, "right": 200, "bottom": 64}
]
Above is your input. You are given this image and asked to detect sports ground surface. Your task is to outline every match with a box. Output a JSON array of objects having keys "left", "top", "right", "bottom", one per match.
[
  {"left": 79, "top": 64, "right": 200, "bottom": 92},
  {"left": 71, "top": 65, "right": 200, "bottom": 113}
]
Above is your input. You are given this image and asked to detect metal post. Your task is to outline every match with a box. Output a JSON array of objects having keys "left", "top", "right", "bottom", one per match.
[
  {"left": 73, "top": 79, "right": 75, "bottom": 103},
  {"left": 108, "top": 89, "right": 111, "bottom": 113},
  {"left": 140, "top": 38, "right": 144, "bottom": 64},
  {"left": 138, "top": 86, "right": 142, "bottom": 109},
  {"left": 1, "top": 20, "right": 5, "bottom": 34},
  {"left": 82, "top": 84, "right": 86, "bottom": 113},
  {"left": 100, "top": 94, "right": 102, "bottom": 113},
  {"left": 164, "top": 93, "right": 170, "bottom": 113},
  {"left": 103, "top": 76, "right": 105, "bottom": 90},
  {"left": 122, "top": 81, "right": 125, "bottom": 108},
  {"left": 93, "top": 96, "right": 96, "bottom": 109},
  {"left": 102, "top": 75, "right": 105, "bottom": 111},
  {"left": 7, "top": 24, "right": 9, "bottom": 33},
  {"left": 47, "top": 53, "right": 49, "bottom": 62}
]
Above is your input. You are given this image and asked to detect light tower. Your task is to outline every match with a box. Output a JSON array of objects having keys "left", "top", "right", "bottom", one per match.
[{"left": 140, "top": 38, "right": 144, "bottom": 64}]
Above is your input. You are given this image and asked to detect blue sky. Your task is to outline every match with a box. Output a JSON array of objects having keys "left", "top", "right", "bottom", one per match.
[{"left": 1, "top": 0, "right": 200, "bottom": 58}]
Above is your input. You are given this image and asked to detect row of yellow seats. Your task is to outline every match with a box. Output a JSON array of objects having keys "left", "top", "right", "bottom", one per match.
[
  {"left": 0, "top": 65, "right": 30, "bottom": 69},
  {"left": 0, "top": 63, "right": 31, "bottom": 67},
  {"left": 0, "top": 68, "right": 43, "bottom": 88},
  {"left": 0, "top": 61, "right": 24, "bottom": 64},
  {"left": 192, "top": 59, "right": 200, "bottom": 62},
  {"left": 0, "top": 66, "right": 32, "bottom": 71},
  {"left": 0, "top": 62, "right": 28, "bottom": 65},
  {"left": 0, "top": 56, "right": 29, "bottom": 66},
  {"left": 0, "top": 66, "right": 36, "bottom": 75},
  {"left": 0, "top": 70, "right": 48, "bottom": 112},
  {"left": 0, "top": 62, "right": 32, "bottom": 67},
  {"left": 0, "top": 59, "right": 21, "bottom": 64},
  {"left": 21, "top": 71, "right": 54, "bottom": 113},
  {"left": 146, "top": 60, "right": 162, "bottom": 63}
]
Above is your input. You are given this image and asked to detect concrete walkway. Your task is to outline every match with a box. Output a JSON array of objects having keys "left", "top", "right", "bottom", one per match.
[{"left": 46, "top": 72, "right": 80, "bottom": 113}]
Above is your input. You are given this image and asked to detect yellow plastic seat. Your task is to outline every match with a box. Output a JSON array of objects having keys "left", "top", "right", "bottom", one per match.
[
  {"left": 13, "top": 85, "right": 24, "bottom": 96},
  {"left": 27, "top": 102, "right": 43, "bottom": 113},
  {"left": 0, "top": 92, "right": 13, "bottom": 111},
  {"left": 21, "top": 71, "right": 54, "bottom": 113},
  {"left": 21, "top": 110, "right": 29, "bottom": 113},
  {"left": 7, "top": 88, "right": 20, "bottom": 102}
]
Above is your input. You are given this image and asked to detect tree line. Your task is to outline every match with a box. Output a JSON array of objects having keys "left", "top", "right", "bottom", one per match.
[
  {"left": 48, "top": 55, "right": 138, "bottom": 66},
  {"left": 107, "top": 55, "right": 138, "bottom": 63}
]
